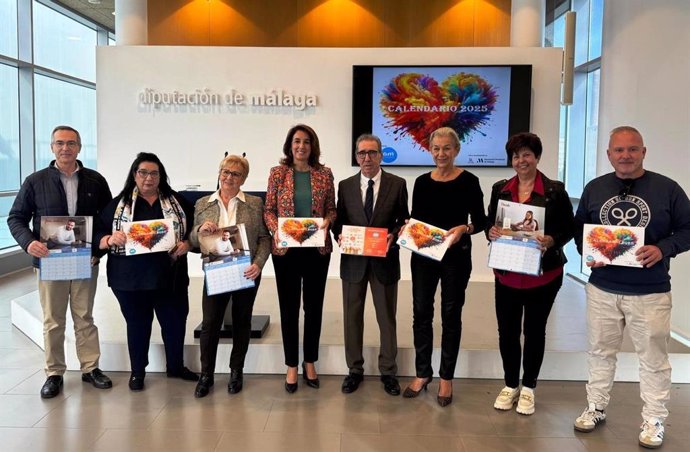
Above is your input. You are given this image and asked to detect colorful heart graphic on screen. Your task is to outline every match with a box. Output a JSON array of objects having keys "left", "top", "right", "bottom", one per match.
[
  {"left": 586, "top": 226, "right": 638, "bottom": 262},
  {"left": 380, "top": 72, "right": 498, "bottom": 150},
  {"left": 281, "top": 219, "right": 319, "bottom": 244},
  {"left": 408, "top": 222, "right": 445, "bottom": 249},
  {"left": 128, "top": 221, "right": 170, "bottom": 250}
]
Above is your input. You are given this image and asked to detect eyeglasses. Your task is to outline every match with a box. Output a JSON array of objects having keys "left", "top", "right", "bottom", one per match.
[
  {"left": 220, "top": 170, "right": 243, "bottom": 179},
  {"left": 356, "top": 150, "right": 380, "bottom": 160},
  {"left": 136, "top": 169, "right": 160, "bottom": 179},
  {"left": 52, "top": 140, "right": 79, "bottom": 148},
  {"left": 619, "top": 185, "right": 632, "bottom": 199}
]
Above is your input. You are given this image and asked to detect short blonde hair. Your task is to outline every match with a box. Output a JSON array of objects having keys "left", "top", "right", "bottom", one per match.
[
  {"left": 219, "top": 154, "right": 250, "bottom": 178},
  {"left": 429, "top": 127, "right": 461, "bottom": 150}
]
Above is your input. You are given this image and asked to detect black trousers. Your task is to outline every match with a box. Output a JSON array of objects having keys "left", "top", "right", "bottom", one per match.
[
  {"left": 272, "top": 248, "right": 330, "bottom": 367},
  {"left": 113, "top": 287, "right": 189, "bottom": 376},
  {"left": 494, "top": 274, "right": 563, "bottom": 389},
  {"left": 199, "top": 276, "right": 261, "bottom": 374},
  {"left": 410, "top": 253, "right": 471, "bottom": 380}
]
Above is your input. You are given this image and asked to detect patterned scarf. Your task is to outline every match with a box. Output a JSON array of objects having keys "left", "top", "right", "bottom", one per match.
[{"left": 111, "top": 187, "right": 187, "bottom": 255}]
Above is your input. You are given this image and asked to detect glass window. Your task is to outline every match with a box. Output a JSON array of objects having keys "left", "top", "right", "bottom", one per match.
[
  {"left": 588, "top": 0, "right": 603, "bottom": 60},
  {"left": 0, "top": 0, "right": 18, "bottom": 58},
  {"left": 33, "top": 1, "right": 97, "bottom": 82},
  {"left": 583, "top": 69, "right": 600, "bottom": 184},
  {"left": 0, "top": 63, "right": 20, "bottom": 192},
  {"left": 0, "top": 196, "right": 17, "bottom": 250},
  {"left": 34, "top": 74, "right": 97, "bottom": 170}
]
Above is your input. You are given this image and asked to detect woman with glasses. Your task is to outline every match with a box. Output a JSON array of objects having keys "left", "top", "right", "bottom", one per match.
[
  {"left": 264, "top": 124, "right": 337, "bottom": 393},
  {"left": 95, "top": 152, "right": 198, "bottom": 391},
  {"left": 403, "top": 127, "right": 487, "bottom": 407},
  {"left": 189, "top": 155, "right": 271, "bottom": 397}
]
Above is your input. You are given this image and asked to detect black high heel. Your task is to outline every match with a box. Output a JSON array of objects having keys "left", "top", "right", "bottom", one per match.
[
  {"left": 437, "top": 379, "right": 453, "bottom": 407},
  {"left": 402, "top": 376, "right": 432, "bottom": 398},
  {"left": 302, "top": 362, "right": 320, "bottom": 389},
  {"left": 285, "top": 366, "right": 298, "bottom": 393}
]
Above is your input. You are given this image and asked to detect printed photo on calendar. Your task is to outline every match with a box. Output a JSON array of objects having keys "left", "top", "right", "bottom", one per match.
[
  {"left": 493, "top": 200, "right": 545, "bottom": 239},
  {"left": 40, "top": 216, "right": 92, "bottom": 251},
  {"left": 39, "top": 216, "right": 93, "bottom": 281},
  {"left": 198, "top": 224, "right": 250, "bottom": 263}
]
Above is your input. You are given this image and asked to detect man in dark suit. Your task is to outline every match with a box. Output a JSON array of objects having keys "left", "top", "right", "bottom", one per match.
[{"left": 332, "top": 134, "right": 409, "bottom": 396}]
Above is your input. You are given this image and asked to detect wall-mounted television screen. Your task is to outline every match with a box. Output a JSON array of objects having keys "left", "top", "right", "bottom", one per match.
[{"left": 352, "top": 64, "right": 532, "bottom": 167}]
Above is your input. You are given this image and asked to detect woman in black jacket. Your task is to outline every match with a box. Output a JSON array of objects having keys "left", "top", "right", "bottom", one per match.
[{"left": 486, "top": 133, "right": 575, "bottom": 415}]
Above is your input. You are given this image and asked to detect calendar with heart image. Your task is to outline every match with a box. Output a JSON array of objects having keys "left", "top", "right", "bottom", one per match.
[
  {"left": 277, "top": 217, "right": 326, "bottom": 248},
  {"left": 583, "top": 224, "right": 645, "bottom": 268},
  {"left": 396, "top": 218, "right": 453, "bottom": 261},
  {"left": 121, "top": 219, "right": 176, "bottom": 256}
]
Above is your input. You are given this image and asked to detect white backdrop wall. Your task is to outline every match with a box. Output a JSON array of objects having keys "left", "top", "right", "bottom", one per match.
[
  {"left": 96, "top": 46, "right": 563, "bottom": 281},
  {"left": 599, "top": 0, "right": 690, "bottom": 341}
]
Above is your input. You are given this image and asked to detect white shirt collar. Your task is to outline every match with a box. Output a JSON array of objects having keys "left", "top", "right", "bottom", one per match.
[
  {"left": 360, "top": 168, "right": 382, "bottom": 187},
  {"left": 208, "top": 189, "right": 246, "bottom": 204}
]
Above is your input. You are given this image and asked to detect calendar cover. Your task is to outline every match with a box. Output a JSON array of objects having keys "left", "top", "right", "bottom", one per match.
[
  {"left": 277, "top": 217, "right": 326, "bottom": 248},
  {"left": 340, "top": 225, "right": 388, "bottom": 257},
  {"left": 198, "top": 224, "right": 250, "bottom": 262},
  {"left": 396, "top": 218, "right": 452, "bottom": 261},
  {"left": 203, "top": 254, "right": 255, "bottom": 295},
  {"left": 583, "top": 224, "right": 645, "bottom": 268},
  {"left": 121, "top": 219, "right": 176, "bottom": 256},
  {"left": 494, "top": 200, "right": 545, "bottom": 239},
  {"left": 39, "top": 216, "right": 92, "bottom": 281},
  {"left": 488, "top": 236, "right": 542, "bottom": 276}
]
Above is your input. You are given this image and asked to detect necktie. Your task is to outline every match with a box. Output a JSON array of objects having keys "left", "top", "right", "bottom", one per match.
[{"left": 364, "top": 179, "right": 374, "bottom": 223}]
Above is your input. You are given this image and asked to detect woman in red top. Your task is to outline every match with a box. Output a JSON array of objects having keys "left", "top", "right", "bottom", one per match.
[{"left": 486, "top": 133, "right": 575, "bottom": 415}]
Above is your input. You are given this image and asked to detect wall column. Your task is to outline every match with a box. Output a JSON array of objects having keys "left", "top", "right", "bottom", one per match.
[
  {"left": 115, "top": 0, "right": 147, "bottom": 45},
  {"left": 511, "top": 0, "right": 545, "bottom": 46}
]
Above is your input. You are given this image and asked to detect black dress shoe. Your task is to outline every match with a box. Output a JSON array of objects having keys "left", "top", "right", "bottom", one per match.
[
  {"left": 81, "top": 368, "right": 113, "bottom": 389},
  {"left": 285, "top": 381, "right": 298, "bottom": 393},
  {"left": 302, "top": 362, "right": 319, "bottom": 389},
  {"left": 195, "top": 374, "right": 214, "bottom": 398},
  {"left": 402, "top": 376, "right": 432, "bottom": 398},
  {"left": 228, "top": 369, "right": 243, "bottom": 394},
  {"left": 40, "top": 375, "right": 63, "bottom": 398},
  {"left": 128, "top": 374, "right": 145, "bottom": 391},
  {"left": 341, "top": 373, "right": 363, "bottom": 394},
  {"left": 380, "top": 375, "right": 401, "bottom": 396},
  {"left": 167, "top": 366, "right": 199, "bottom": 382}
]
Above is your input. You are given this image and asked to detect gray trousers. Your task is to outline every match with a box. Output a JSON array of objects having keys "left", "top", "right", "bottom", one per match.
[{"left": 342, "top": 268, "right": 398, "bottom": 376}]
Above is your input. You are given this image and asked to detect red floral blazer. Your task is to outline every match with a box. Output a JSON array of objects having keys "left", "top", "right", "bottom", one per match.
[{"left": 263, "top": 164, "right": 337, "bottom": 255}]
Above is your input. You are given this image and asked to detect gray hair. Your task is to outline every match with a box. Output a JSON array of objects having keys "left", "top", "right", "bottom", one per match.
[{"left": 355, "top": 134, "right": 382, "bottom": 152}]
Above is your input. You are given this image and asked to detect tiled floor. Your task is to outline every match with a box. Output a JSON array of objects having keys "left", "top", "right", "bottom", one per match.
[{"left": 1, "top": 270, "right": 689, "bottom": 451}]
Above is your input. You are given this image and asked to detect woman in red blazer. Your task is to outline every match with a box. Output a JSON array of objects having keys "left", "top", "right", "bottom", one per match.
[{"left": 264, "top": 124, "right": 337, "bottom": 393}]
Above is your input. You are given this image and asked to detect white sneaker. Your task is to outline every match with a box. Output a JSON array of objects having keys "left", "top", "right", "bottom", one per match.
[
  {"left": 516, "top": 387, "right": 535, "bottom": 415},
  {"left": 493, "top": 386, "right": 519, "bottom": 410},
  {"left": 639, "top": 419, "right": 664, "bottom": 449},
  {"left": 574, "top": 403, "right": 606, "bottom": 432}
]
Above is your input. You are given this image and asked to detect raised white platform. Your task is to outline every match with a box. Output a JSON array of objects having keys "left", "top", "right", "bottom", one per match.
[{"left": 11, "top": 275, "right": 690, "bottom": 382}]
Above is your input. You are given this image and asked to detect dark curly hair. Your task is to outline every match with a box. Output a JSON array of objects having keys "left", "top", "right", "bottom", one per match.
[
  {"left": 505, "top": 132, "right": 543, "bottom": 161},
  {"left": 280, "top": 124, "right": 323, "bottom": 169}
]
